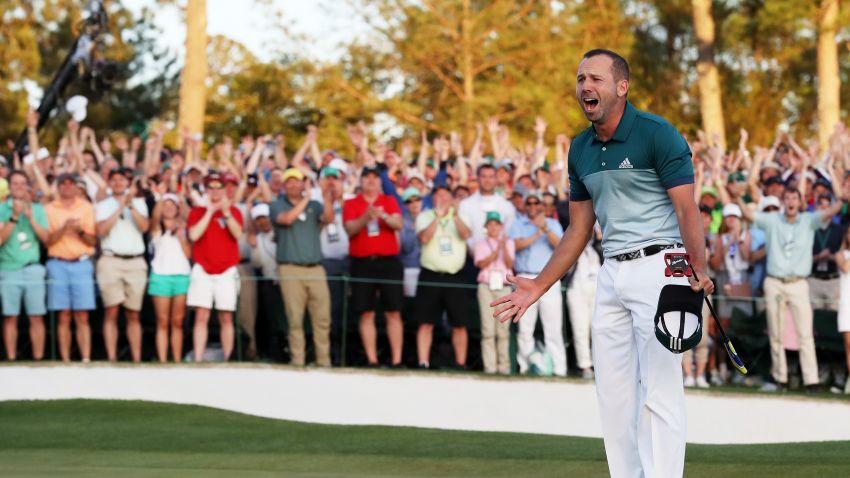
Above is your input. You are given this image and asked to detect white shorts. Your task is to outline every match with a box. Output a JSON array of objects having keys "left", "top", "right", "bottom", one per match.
[{"left": 186, "top": 264, "right": 240, "bottom": 311}]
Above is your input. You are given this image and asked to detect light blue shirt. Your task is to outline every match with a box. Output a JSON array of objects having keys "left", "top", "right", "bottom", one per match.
[
  {"left": 509, "top": 215, "right": 563, "bottom": 274},
  {"left": 754, "top": 211, "right": 824, "bottom": 278}
]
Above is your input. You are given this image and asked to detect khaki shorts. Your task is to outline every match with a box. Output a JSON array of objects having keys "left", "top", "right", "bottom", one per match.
[{"left": 96, "top": 256, "right": 148, "bottom": 311}]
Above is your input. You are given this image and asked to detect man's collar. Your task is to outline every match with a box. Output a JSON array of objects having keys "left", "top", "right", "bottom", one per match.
[{"left": 592, "top": 101, "right": 637, "bottom": 143}]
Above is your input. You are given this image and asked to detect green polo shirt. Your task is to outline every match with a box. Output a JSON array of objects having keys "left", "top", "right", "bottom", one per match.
[
  {"left": 0, "top": 200, "right": 48, "bottom": 270},
  {"left": 754, "top": 210, "right": 824, "bottom": 278},
  {"left": 568, "top": 102, "right": 694, "bottom": 257},
  {"left": 270, "top": 196, "right": 324, "bottom": 265}
]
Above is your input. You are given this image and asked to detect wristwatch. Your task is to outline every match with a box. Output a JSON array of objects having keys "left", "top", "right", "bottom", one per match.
[{"left": 9, "top": 215, "right": 17, "bottom": 224}]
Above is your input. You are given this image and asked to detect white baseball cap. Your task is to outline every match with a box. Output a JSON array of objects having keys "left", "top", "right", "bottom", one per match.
[
  {"left": 251, "top": 203, "right": 270, "bottom": 220},
  {"left": 758, "top": 195, "right": 782, "bottom": 212},
  {"left": 722, "top": 203, "right": 742, "bottom": 218},
  {"left": 328, "top": 158, "right": 349, "bottom": 175}
]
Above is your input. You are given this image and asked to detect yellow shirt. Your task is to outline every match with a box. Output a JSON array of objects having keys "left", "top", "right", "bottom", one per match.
[
  {"left": 45, "top": 197, "right": 96, "bottom": 260},
  {"left": 415, "top": 209, "right": 470, "bottom": 274}
]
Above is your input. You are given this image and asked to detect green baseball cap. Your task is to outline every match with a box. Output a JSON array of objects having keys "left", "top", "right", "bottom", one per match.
[
  {"left": 727, "top": 171, "right": 747, "bottom": 183},
  {"left": 700, "top": 186, "right": 719, "bottom": 198},
  {"left": 484, "top": 211, "right": 502, "bottom": 224},
  {"left": 402, "top": 187, "right": 422, "bottom": 202}
]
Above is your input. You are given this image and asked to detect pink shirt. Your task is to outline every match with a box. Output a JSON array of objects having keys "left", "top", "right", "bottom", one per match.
[{"left": 473, "top": 236, "right": 515, "bottom": 284}]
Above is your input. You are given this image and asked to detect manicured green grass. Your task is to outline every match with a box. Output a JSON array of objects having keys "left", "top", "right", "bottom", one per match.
[{"left": 0, "top": 400, "right": 848, "bottom": 477}]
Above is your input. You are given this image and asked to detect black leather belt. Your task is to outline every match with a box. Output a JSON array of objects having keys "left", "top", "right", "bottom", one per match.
[
  {"left": 280, "top": 262, "right": 321, "bottom": 267},
  {"left": 812, "top": 273, "right": 840, "bottom": 280},
  {"left": 613, "top": 243, "right": 683, "bottom": 262},
  {"left": 103, "top": 252, "right": 144, "bottom": 260}
]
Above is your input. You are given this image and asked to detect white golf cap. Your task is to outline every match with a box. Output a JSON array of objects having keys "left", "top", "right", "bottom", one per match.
[
  {"left": 328, "top": 158, "right": 349, "bottom": 175},
  {"left": 22, "top": 147, "right": 50, "bottom": 164},
  {"left": 161, "top": 193, "right": 180, "bottom": 204},
  {"left": 722, "top": 203, "right": 742, "bottom": 218},
  {"left": 251, "top": 203, "right": 270, "bottom": 220},
  {"left": 66, "top": 95, "right": 88, "bottom": 122},
  {"left": 758, "top": 195, "right": 781, "bottom": 211}
]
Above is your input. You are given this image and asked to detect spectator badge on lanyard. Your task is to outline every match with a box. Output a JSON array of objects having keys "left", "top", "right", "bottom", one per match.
[
  {"left": 327, "top": 223, "right": 340, "bottom": 243},
  {"left": 367, "top": 218, "right": 380, "bottom": 237},
  {"left": 18, "top": 231, "right": 31, "bottom": 251},
  {"left": 438, "top": 235, "right": 452, "bottom": 256}
]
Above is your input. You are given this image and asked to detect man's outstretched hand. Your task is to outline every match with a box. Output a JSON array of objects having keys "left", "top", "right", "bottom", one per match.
[{"left": 490, "top": 274, "right": 545, "bottom": 323}]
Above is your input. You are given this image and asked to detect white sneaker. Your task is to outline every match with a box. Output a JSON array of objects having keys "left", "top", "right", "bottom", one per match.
[
  {"left": 696, "top": 376, "right": 710, "bottom": 389},
  {"left": 581, "top": 369, "right": 595, "bottom": 380},
  {"left": 845, "top": 380, "right": 850, "bottom": 395},
  {"left": 759, "top": 381, "right": 782, "bottom": 392},
  {"left": 710, "top": 371, "right": 724, "bottom": 386},
  {"left": 684, "top": 376, "right": 696, "bottom": 387}
]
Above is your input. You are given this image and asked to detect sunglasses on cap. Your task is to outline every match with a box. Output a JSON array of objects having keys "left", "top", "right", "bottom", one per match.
[
  {"left": 405, "top": 197, "right": 421, "bottom": 204},
  {"left": 206, "top": 181, "right": 224, "bottom": 190}
]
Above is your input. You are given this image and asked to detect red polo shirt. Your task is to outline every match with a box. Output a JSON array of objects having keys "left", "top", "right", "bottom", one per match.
[
  {"left": 187, "top": 206, "right": 243, "bottom": 274},
  {"left": 343, "top": 194, "right": 400, "bottom": 257}
]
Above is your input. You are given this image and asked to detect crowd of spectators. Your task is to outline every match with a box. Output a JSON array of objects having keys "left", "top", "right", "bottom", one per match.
[{"left": 2, "top": 109, "right": 849, "bottom": 394}]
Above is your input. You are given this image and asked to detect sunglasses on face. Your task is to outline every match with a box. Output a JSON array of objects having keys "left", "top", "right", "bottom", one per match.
[
  {"left": 526, "top": 200, "right": 541, "bottom": 206},
  {"left": 405, "top": 198, "right": 421, "bottom": 204}
]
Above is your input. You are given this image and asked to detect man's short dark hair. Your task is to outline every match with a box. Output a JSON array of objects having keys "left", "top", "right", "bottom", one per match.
[
  {"left": 783, "top": 188, "right": 803, "bottom": 201},
  {"left": 583, "top": 49, "right": 630, "bottom": 82},
  {"left": 477, "top": 163, "right": 496, "bottom": 176},
  {"left": 8, "top": 169, "right": 30, "bottom": 185}
]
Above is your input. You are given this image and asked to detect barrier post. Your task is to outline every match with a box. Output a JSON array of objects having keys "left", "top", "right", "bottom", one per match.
[
  {"left": 341, "top": 274, "right": 349, "bottom": 367},
  {"left": 235, "top": 274, "right": 242, "bottom": 362},
  {"left": 49, "top": 310, "right": 56, "bottom": 360}
]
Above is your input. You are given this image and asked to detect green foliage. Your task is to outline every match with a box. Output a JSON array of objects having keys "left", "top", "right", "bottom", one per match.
[{"left": 0, "top": 0, "right": 178, "bottom": 150}]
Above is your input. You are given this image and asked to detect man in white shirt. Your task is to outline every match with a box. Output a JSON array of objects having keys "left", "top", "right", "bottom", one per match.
[
  {"left": 95, "top": 167, "right": 150, "bottom": 362},
  {"left": 459, "top": 164, "right": 516, "bottom": 248}
]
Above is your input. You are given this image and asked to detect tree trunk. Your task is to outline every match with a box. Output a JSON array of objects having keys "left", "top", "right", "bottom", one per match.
[
  {"left": 178, "top": 0, "right": 208, "bottom": 148},
  {"left": 461, "top": 0, "right": 474, "bottom": 141},
  {"left": 691, "top": 0, "right": 726, "bottom": 150},
  {"left": 817, "top": 0, "right": 840, "bottom": 151}
]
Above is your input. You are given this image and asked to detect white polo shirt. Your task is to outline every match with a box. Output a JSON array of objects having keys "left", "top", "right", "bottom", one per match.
[{"left": 95, "top": 196, "right": 148, "bottom": 256}]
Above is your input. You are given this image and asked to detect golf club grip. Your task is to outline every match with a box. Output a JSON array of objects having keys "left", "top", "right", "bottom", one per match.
[{"left": 688, "top": 269, "right": 731, "bottom": 343}]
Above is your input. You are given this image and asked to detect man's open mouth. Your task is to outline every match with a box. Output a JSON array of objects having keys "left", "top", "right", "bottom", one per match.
[{"left": 582, "top": 98, "right": 599, "bottom": 112}]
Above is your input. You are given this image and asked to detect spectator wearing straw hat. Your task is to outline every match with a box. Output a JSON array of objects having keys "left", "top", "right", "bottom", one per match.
[
  {"left": 45, "top": 172, "right": 97, "bottom": 362},
  {"left": 0, "top": 170, "right": 49, "bottom": 361},
  {"left": 473, "top": 211, "right": 514, "bottom": 374},
  {"left": 95, "top": 167, "right": 150, "bottom": 362},
  {"left": 186, "top": 171, "right": 244, "bottom": 361},
  {"left": 414, "top": 184, "right": 472, "bottom": 369},
  {"left": 271, "top": 167, "right": 334, "bottom": 366}
]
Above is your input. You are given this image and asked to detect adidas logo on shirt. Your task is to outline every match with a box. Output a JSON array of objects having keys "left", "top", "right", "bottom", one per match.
[{"left": 619, "top": 158, "right": 633, "bottom": 169}]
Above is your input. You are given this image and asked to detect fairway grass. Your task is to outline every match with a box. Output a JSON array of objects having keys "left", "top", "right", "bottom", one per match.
[{"left": 0, "top": 400, "right": 848, "bottom": 477}]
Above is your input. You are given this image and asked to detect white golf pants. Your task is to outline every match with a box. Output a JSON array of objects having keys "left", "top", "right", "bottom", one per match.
[
  {"left": 567, "top": 281, "right": 596, "bottom": 370},
  {"left": 516, "top": 274, "right": 567, "bottom": 376},
  {"left": 592, "top": 248, "right": 689, "bottom": 478}
]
